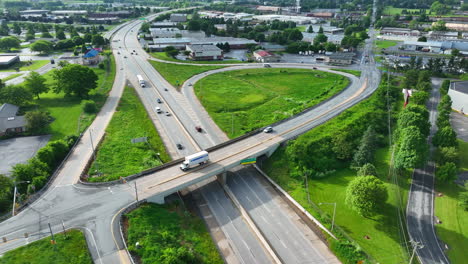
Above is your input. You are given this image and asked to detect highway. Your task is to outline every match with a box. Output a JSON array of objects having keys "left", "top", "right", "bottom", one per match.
[
  {"left": 406, "top": 79, "right": 450, "bottom": 264},
  {"left": 0, "top": 6, "right": 382, "bottom": 264}
]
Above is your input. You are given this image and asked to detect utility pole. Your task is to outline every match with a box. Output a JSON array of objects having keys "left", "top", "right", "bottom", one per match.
[
  {"left": 61, "top": 220, "right": 67, "bottom": 238},
  {"left": 134, "top": 181, "right": 139, "bottom": 202},
  {"left": 409, "top": 240, "right": 423, "bottom": 264},
  {"left": 48, "top": 223, "right": 57, "bottom": 251},
  {"left": 12, "top": 181, "right": 30, "bottom": 216},
  {"left": 319, "top": 202, "right": 337, "bottom": 231}
]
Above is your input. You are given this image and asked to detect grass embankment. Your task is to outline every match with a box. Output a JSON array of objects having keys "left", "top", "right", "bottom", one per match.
[
  {"left": 151, "top": 52, "right": 244, "bottom": 64},
  {"left": 31, "top": 55, "right": 116, "bottom": 140},
  {"left": 0, "top": 230, "right": 92, "bottom": 264},
  {"left": 334, "top": 69, "right": 361, "bottom": 77},
  {"left": 0, "top": 60, "right": 49, "bottom": 72},
  {"left": 1, "top": 73, "right": 22, "bottom": 82},
  {"left": 435, "top": 139, "right": 468, "bottom": 263},
  {"left": 149, "top": 60, "right": 225, "bottom": 88},
  {"left": 195, "top": 68, "right": 349, "bottom": 138},
  {"left": 125, "top": 203, "right": 223, "bottom": 264},
  {"left": 262, "top": 76, "right": 411, "bottom": 263},
  {"left": 88, "top": 86, "right": 169, "bottom": 182}
]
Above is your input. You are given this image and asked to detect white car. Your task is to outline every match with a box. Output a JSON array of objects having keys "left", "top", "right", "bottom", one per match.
[{"left": 263, "top": 127, "right": 273, "bottom": 133}]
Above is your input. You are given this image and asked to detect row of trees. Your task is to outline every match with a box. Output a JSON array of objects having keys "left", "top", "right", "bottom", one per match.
[{"left": 434, "top": 80, "right": 459, "bottom": 182}]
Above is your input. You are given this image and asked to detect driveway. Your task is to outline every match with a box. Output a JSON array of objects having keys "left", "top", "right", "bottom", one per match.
[
  {"left": 0, "top": 135, "right": 51, "bottom": 176},
  {"left": 450, "top": 112, "right": 468, "bottom": 142}
]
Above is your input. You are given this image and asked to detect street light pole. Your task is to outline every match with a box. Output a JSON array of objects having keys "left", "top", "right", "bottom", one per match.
[
  {"left": 319, "top": 202, "right": 337, "bottom": 231},
  {"left": 12, "top": 181, "right": 30, "bottom": 216},
  {"left": 89, "top": 129, "right": 99, "bottom": 175}
]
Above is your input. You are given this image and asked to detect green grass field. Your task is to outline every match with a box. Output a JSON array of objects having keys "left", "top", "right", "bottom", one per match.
[
  {"left": 383, "top": 6, "right": 430, "bottom": 15},
  {"left": 1, "top": 73, "right": 22, "bottom": 82},
  {"left": 194, "top": 68, "right": 349, "bottom": 138},
  {"left": 375, "top": 40, "right": 399, "bottom": 49},
  {"left": 149, "top": 60, "right": 225, "bottom": 88},
  {"left": 27, "top": 56, "right": 116, "bottom": 140},
  {"left": 0, "top": 60, "right": 49, "bottom": 72},
  {"left": 125, "top": 203, "right": 223, "bottom": 264},
  {"left": 0, "top": 230, "right": 92, "bottom": 264},
  {"left": 334, "top": 69, "right": 361, "bottom": 77},
  {"left": 151, "top": 52, "right": 244, "bottom": 64},
  {"left": 458, "top": 140, "right": 468, "bottom": 172},
  {"left": 263, "top": 146, "right": 411, "bottom": 263},
  {"left": 435, "top": 181, "right": 468, "bottom": 263},
  {"left": 88, "top": 86, "right": 169, "bottom": 182}
]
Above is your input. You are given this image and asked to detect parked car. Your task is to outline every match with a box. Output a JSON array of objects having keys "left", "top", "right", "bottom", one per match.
[
  {"left": 176, "top": 143, "right": 183, "bottom": 150},
  {"left": 263, "top": 127, "right": 273, "bottom": 133},
  {"left": 157, "top": 98, "right": 162, "bottom": 103}
]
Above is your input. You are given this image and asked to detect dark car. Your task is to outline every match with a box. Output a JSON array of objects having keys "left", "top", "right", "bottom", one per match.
[
  {"left": 176, "top": 143, "right": 183, "bottom": 150},
  {"left": 195, "top": 126, "right": 202, "bottom": 132},
  {"left": 312, "top": 67, "right": 317, "bottom": 70},
  {"left": 157, "top": 98, "right": 162, "bottom": 103}
]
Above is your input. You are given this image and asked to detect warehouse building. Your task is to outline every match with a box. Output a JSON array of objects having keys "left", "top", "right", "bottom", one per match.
[
  {"left": 449, "top": 81, "right": 468, "bottom": 112},
  {"left": 186, "top": 44, "right": 223, "bottom": 60},
  {"left": 0, "top": 55, "right": 20, "bottom": 69}
]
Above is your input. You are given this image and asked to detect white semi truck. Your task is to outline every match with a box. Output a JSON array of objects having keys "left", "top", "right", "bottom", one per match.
[
  {"left": 180, "top": 151, "right": 209, "bottom": 171},
  {"left": 137, "top": 75, "right": 146, "bottom": 87}
]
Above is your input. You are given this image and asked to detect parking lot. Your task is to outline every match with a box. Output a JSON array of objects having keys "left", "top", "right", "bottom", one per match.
[{"left": 0, "top": 135, "right": 51, "bottom": 176}]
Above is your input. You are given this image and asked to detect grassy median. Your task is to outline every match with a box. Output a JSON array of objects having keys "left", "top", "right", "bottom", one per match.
[
  {"left": 194, "top": 68, "right": 349, "bottom": 138},
  {"left": 125, "top": 203, "right": 223, "bottom": 264},
  {"left": 88, "top": 86, "right": 169, "bottom": 182},
  {"left": 0, "top": 230, "right": 92, "bottom": 264},
  {"left": 148, "top": 60, "right": 225, "bottom": 88}
]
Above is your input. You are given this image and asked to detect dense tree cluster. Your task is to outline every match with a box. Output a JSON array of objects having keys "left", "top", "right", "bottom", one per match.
[{"left": 346, "top": 176, "right": 388, "bottom": 217}]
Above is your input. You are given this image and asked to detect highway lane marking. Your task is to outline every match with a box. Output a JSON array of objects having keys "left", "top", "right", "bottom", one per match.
[
  {"left": 83, "top": 227, "right": 104, "bottom": 264},
  {"left": 146, "top": 77, "right": 369, "bottom": 190}
]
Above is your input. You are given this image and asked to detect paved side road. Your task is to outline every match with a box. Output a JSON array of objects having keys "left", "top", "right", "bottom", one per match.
[{"left": 406, "top": 78, "right": 450, "bottom": 264}]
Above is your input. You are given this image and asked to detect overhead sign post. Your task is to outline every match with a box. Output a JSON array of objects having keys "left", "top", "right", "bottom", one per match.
[{"left": 240, "top": 157, "right": 256, "bottom": 165}]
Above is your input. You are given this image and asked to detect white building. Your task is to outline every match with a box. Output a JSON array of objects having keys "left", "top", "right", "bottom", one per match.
[
  {"left": 186, "top": 44, "right": 223, "bottom": 60},
  {"left": 449, "top": 81, "right": 468, "bottom": 112}
]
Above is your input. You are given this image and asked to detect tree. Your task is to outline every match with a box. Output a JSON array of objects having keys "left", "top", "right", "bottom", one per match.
[
  {"left": 430, "top": 1, "right": 449, "bottom": 15},
  {"left": 73, "top": 36, "right": 83, "bottom": 46},
  {"left": 357, "top": 163, "right": 378, "bottom": 177},
  {"left": 25, "top": 110, "right": 51, "bottom": 134},
  {"left": 82, "top": 100, "right": 97, "bottom": 113},
  {"left": 417, "top": 36, "right": 427, "bottom": 42},
  {"left": 460, "top": 183, "right": 468, "bottom": 211},
  {"left": 0, "top": 174, "right": 13, "bottom": 200},
  {"left": 13, "top": 23, "right": 22, "bottom": 35},
  {"left": 91, "top": 34, "right": 105, "bottom": 46},
  {"left": 0, "top": 85, "right": 33, "bottom": 106},
  {"left": 346, "top": 176, "right": 388, "bottom": 217},
  {"left": 352, "top": 126, "right": 377, "bottom": 167},
  {"left": 52, "top": 64, "right": 98, "bottom": 98},
  {"left": 56, "top": 29, "right": 66, "bottom": 40},
  {"left": 24, "top": 71, "right": 48, "bottom": 99},
  {"left": 433, "top": 126, "right": 458, "bottom": 148},
  {"left": 436, "top": 162, "right": 457, "bottom": 182},
  {"left": 451, "top": 49, "right": 460, "bottom": 57},
  {"left": 394, "top": 126, "right": 428, "bottom": 169},
  {"left": 307, "top": 26, "right": 314, "bottom": 33},
  {"left": 432, "top": 20, "right": 447, "bottom": 31},
  {"left": 410, "top": 91, "right": 429, "bottom": 105},
  {"left": 331, "top": 131, "right": 354, "bottom": 160},
  {"left": 187, "top": 20, "right": 201, "bottom": 31},
  {"left": 0, "top": 36, "right": 21, "bottom": 51},
  {"left": 318, "top": 26, "right": 324, "bottom": 33},
  {"left": 397, "top": 106, "right": 430, "bottom": 136},
  {"left": 314, "top": 33, "right": 328, "bottom": 45},
  {"left": 164, "top": 46, "right": 179, "bottom": 57},
  {"left": 30, "top": 40, "right": 53, "bottom": 54},
  {"left": 436, "top": 147, "right": 459, "bottom": 165}
]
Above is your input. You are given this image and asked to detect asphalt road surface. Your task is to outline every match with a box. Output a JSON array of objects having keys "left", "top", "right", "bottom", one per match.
[{"left": 406, "top": 79, "right": 450, "bottom": 264}]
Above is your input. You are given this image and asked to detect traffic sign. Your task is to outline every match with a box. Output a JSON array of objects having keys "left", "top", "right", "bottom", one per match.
[{"left": 240, "top": 157, "right": 256, "bottom": 165}]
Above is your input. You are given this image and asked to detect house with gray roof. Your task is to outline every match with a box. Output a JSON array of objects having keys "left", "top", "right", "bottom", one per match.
[{"left": 0, "top": 104, "right": 27, "bottom": 136}]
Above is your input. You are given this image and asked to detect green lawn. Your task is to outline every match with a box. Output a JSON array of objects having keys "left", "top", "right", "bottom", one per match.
[
  {"left": 0, "top": 230, "right": 92, "bottom": 264},
  {"left": 194, "top": 68, "right": 349, "bottom": 138},
  {"left": 150, "top": 52, "right": 245, "bottom": 64},
  {"left": 1, "top": 73, "right": 22, "bottom": 82},
  {"left": 0, "top": 60, "right": 49, "bottom": 72},
  {"left": 26, "top": 56, "right": 116, "bottom": 140},
  {"left": 88, "top": 86, "right": 169, "bottom": 182},
  {"left": 334, "top": 69, "right": 361, "bottom": 77},
  {"left": 297, "top": 25, "right": 307, "bottom": 32},
  {"left": 263, "top": 146, "right": 411, "bottom": 263},
  {"left": 435, "top": 181, "right": 468, "bottom": 263},
  {"left": 375, "top": 40, "right": 398, "bottom": 49},
  {"left": 125, "top": 203, "right": 223, "bottom": 264},
  {"left": 383, "top": 6, "right": 430, "bottom": 15},
  {"left": 148, "top": 60, "right": 225, "bottom": 88}
]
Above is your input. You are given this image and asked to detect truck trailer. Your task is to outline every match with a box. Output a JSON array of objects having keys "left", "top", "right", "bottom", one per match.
[
  {"left": 180, "top": 151, "right": 209, "bottom": 171},
  {"left": 137, "top": 75, "right": 146, "bottom": 87}
]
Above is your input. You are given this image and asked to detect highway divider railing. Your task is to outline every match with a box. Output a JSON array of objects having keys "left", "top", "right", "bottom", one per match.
[
  {"left": 0, "top": 133, "right": 83, "bottom": 221},
  {"left": 78, "top": 71, "right": 362, "bottom": 186}
]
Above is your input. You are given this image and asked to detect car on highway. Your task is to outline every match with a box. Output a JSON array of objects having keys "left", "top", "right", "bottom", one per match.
[
  {"left": 176, "top": 143, "right": 183, "bottom": 150},
  {"left": 157, "top": 98, "right": 162, "bottom": 103},
  {"left": 195, "top": 126, "right": 202, "bottom": 132},
  {"left": 188, "top": 83, "right": 193, "bottom": 86},
  {"left": 313, "top": 67, "right": 317, "bottom": 69},
  {"left": 156, "top": 107, "right": 162, "bottom": 113},
  {"left": 164, "top": 88, "right": 168, "bottom": 91},
  {"left": 117, "top": 51, "right": 120, "bottom": 54},
  {"left": 263, "top": 64, "right": 271, "bottom": 68},
  {"left": 123, "top": 55, "right": 127, "bottom": 58},
  {"left": 263, "top": 127, "right": 273, "bottom": 133},
  {"left": 165, "top": 111, "right": 171, "bottom": 116}
]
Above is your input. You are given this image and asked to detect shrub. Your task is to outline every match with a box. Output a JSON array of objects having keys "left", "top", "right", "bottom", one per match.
[
  {"left": 98, "top": 62, "right": 105, "bottom": 69},
  {"left": 345, "top": 176, "right": 388, "bottom": 217},
  {"left": 357, "top": 163, "right": 378, "bottom": 177},
  {"left": 433, "top": 126, "right": 458, "bottom": 148},
  {"left": 330, "top": 239, "right": 368, "bottom": 264},
  {"left": 82, "top": 100, "right": 97, "bottom": 113},
  {"left": 436, "top": 162, "right": 458, "bottom": 182},
  {"left": 436, "top": 147, "right": 459, "bottom": 165},
  {"left": 25, "top": 110, "right": 51, "bottom": 134}
]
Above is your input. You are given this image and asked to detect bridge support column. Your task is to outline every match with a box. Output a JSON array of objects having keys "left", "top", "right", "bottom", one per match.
[
  {"left": 147, "top": 194, "right": 165, "bottom": 204},
  {"left": 217, "top": 172, "right": 227, "bottom": 186}
]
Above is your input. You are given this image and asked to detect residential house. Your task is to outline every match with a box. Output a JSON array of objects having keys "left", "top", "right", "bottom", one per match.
[
  {"left": 186, "top": 44, "right": 223, "bottom": 61},
  {"left": 0, "top": 104, "right": 27, "bottom": 136}
]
